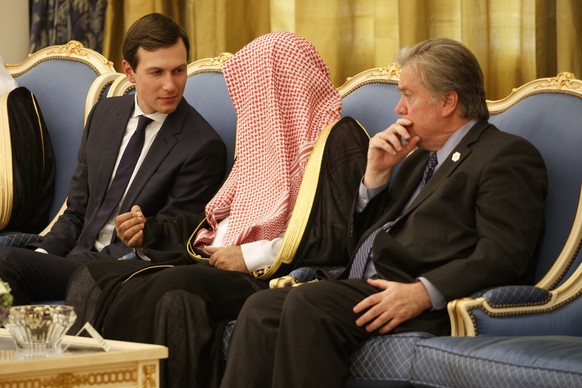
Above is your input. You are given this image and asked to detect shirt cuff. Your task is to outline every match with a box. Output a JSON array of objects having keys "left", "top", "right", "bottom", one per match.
[
  {"left": 417, "top": 277, "right": 446, "bottom": 310},
  {"left": 356, "top": 179, "right": 388, "bottom": 212},
  {"left": 241, "top": 237, "right": 283, "bottom": 272},
  {"left": 126, "top": 248, "right": 150, "bottom": 261}
]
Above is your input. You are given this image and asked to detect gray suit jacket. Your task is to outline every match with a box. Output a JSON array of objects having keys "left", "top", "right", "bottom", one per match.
[
  {"left": 348, "top": 121, "right": 548, "bottom": 334},
  {"left": 38, "top": 95, "right": 227, "bottom": 260}
]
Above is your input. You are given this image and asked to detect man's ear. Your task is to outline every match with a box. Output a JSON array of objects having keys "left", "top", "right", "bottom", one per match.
[
  {"left": 122, "top": 60, "right": 136, "bottom": 83},
  {"left": 441, "top": 91, "right": 458, "bottom": 117}
]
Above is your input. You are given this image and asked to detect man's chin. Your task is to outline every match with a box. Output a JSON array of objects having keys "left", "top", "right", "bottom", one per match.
[{"left": 157, "top": 103, "right": 179, "bottom": 114}]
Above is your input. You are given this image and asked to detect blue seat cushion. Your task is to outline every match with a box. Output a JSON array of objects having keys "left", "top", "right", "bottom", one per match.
[
  {"left": 223, "top": 320, "right": 432, "bottom": 387},
  {"left": 348, "top": 332, "right": 434, "bottom": 386},
  {"left": 411, "top": 336, "right": 582, "bottom": 387}
]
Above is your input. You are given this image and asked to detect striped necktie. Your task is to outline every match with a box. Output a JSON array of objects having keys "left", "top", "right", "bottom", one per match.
[{"left": 348, "top": 153, "right": 439, "bottom": 279}]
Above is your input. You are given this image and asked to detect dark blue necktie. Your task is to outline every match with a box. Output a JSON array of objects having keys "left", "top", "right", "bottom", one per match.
[
  {"left": 75, "top": 115, "right": 152, "bottom": 252},
  {"left": 348, "top": 153, "right": 438, "bottom": 279},
  {"left": 422, "top": 152, "right": 438, "bottom": 185}
]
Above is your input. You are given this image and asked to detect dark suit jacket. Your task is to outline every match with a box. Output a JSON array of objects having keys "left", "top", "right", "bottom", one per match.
[
  {"left": 348, "top": 120, "right": 548, "bottom": 334},
  {"left": 37, "top": 95, "right": 227, "bottom": 260}
]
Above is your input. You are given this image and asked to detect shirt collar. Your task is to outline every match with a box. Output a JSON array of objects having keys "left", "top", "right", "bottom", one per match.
[
  {"left": 132, "top": 94, "right": 168, "bottom": 124},
  {"left": 435, "top": 118, "right": 477, "bottom": 166}
]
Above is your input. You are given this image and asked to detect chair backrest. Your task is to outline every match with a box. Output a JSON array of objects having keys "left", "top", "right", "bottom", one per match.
[
  {"left": 184, "top": 54, "right": 237, "bottom": 167},
  {"left": 6, "top": 41, "right": 116, "bottom": 219},
  {"left": 486, "top": 72, "right": 582, "bottom": 287},
  {"left": 85, "top": 72, "right": 123, "bottom": 115},
  {"left": 339, "top": 64, "right": 401, "bottom": 137},
  {"left": 107, "top": 53, "right": 237, "bottom": 169}
]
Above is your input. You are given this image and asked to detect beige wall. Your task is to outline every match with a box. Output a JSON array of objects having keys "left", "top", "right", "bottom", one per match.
[{"left": 0, "top": 0, "right": 29, "bottom": 64}]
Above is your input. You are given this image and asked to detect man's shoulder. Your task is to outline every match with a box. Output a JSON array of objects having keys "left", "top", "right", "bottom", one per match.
[
  {"left": 470, "top": 122, "right": 540, "bottom": 154},
  {"left": 172, "top": 98, "right": 225, "bottom": 143},
  {"left": 92, "top": 94, "right": 133, "bottom": 113}
]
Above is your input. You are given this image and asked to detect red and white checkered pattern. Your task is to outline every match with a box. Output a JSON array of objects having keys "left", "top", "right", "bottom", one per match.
[{"left": 194, "top": 31, "right": 341, "bottom": 247}]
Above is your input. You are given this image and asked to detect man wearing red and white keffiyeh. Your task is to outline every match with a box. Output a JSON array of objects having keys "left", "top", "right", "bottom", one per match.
[
  {"left": 116, "top": 32, "right": 342, "bottom": 273},
  {"left": 193, "top": 31, "right": 342, "bottom": 272},
  {"left": 86, "top": 31, "right": 369, "bottom": 388}
]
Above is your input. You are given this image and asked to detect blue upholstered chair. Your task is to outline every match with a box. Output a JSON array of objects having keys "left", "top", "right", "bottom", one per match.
[
  {"left": 0, "top": 41, "right": 117, "bottom": 249},
  {"left": 184, "top": 53, "right": 237, "bottom": 167},
  {"left": 339, "top": 64, "right": 401, "bottom": 137},
  {"left": 5, "top": 41, "right": 116, "bottom": 221},
  {"left": 417, "top": 73, "right": 582, "bottom": 388},
  {"left": 448, "top": 72, "right": 582, "bottom": 336},
  {"left": 283, "top": 70, "right": 582, "bottom": 387}
]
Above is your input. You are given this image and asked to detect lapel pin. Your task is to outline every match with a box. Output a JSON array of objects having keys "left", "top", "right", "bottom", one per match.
[{"left": 452, "top": 152, "right": 461, "bottom": 162}]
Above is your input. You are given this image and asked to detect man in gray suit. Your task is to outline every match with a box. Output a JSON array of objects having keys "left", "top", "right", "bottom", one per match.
[
  {"left": 221, "top": 38, "right": 548, "bottom": 388},
  {"left": 0, "top": 13, "right": 226, "bottom": 305}
]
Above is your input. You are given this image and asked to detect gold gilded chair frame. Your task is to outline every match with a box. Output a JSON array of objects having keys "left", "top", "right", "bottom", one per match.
[
  {"left": 6, "top": 40, "right": 116, "bottom": 123},
  {"left": 337, "top": 63, "right": 401, "bottom": 97}
]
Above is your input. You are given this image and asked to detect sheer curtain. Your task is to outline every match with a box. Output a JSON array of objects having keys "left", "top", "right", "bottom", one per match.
[{"left": 102, "top": 0, "right": 582, "bottom": 99}]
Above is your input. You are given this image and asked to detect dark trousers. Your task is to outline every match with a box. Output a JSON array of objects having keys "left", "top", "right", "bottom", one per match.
[
  {"left": 88, "top": 263, "right": 269, "bottom": 388},
  {"left": 221, "top": 279, "right": 379, "bottom": 388},
  {"left": 0, "top": 247, "right": 92, "bottom": 304}
]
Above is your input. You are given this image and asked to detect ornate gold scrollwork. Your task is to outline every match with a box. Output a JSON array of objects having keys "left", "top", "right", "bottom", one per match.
[
  {"left": 0, "top": 368, "right": 138, "bottom": 388},
  {"left": 201, "top": 52, "right": 234, "bottom": 68},
  {"left": 366, "top": 63, "right": 401, "bottom": 80},
  {"left": 535, "top": 71, "right": 581, "bottom": 90},
  {"left": 46, "top": 40, "right": 88, "bottom": 58},
  {"left": 141, "top": 363, "right": 158, "bottom": 388}
]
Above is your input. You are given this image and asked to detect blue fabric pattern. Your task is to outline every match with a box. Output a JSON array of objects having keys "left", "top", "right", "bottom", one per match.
[
  {"left": 0, "top": 232, "right": 42, "bottom": 248},
  {"left": 411, "top": 336, "right": 582, "bottom": 388}
]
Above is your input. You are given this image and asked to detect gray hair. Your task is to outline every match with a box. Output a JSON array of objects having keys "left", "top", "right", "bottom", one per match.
[{"left": 396, "top": 38, "right": 489, "bottom": 120}]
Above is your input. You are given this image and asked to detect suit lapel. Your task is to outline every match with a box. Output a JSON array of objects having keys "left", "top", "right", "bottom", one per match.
[
  {"left": 348, "top": 120, "right": 491, "bottom": 266},
  {"left": 399, "top": 121, "right": 489, "bottom": 217},
  {"left": 92, "top": 97, "right": 134, "bottom": 209}
]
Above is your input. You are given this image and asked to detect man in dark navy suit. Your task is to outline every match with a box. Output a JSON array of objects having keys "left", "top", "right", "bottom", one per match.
[{"left": 0, "top": 13, "right": 226, "bottom": 305}]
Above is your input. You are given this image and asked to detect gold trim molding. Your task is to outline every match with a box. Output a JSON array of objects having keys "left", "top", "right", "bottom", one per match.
[
  {"left": 6, "top": 40, "right": 115, "bottom": 79},
  {"left": 338, "top": 63, "right": 400, "bottom": 98},
  {"left": 534, "top": 71, "right": 581, "bottom": 91},
  {"left": 487, "top": 72, "right": 582, "bottom": 114},
  {"left": 188, "top": 52, "right": 233, "bottom": 75},
  {"left": 0, "top": 368, "right": 138, "bottom": 388}
]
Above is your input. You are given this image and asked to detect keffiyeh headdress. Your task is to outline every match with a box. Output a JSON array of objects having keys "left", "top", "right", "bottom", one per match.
[{"left": 194, "top": 31, "right": 342, "bottom": 247}]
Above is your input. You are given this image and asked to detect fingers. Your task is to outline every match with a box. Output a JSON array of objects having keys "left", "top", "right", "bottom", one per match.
[
  {"left": 208, "top": 246, "right": 248, "bottom": 272},
  {"left": 353, "top": 294, "right": 402, "bottom": 334},
  {"left": 115, "top": 205, "right": 146, "bottom": 248},
  {"left": 353, "top": 280, "right": 432, "bottom": 334},
  {"left": 204, "top": 246, "right": 219, "bottom": 255},
  {"left": 126, "top": 229, "right": 144, "bottom": 248},
  {"left": 371, "top": 119, "right": 418, "bottom": 155}
]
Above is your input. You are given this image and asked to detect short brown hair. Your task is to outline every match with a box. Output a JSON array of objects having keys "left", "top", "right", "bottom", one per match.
[
  {"left": 396, "top": 38, "right": 489, "bottom": 121},
  {"left": 122, "top": 13, "right": 190, "bottom": 70}
]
